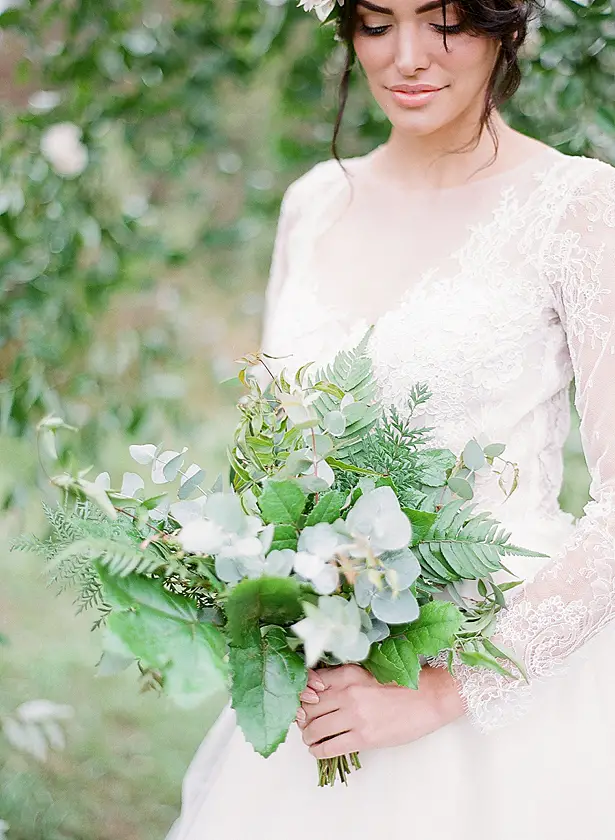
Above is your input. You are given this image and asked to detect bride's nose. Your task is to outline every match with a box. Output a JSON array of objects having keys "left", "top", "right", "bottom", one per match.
[{"left": 394, "top": 24, "right": 431, "bottom": 76}]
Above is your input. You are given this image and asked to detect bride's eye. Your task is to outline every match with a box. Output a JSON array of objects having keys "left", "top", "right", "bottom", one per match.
[
  {"left": 431, "top": 22, "right": 465, "bottom": 34},
  {"left": 357, "top": 19, "right": 391, "bottom": 36}
]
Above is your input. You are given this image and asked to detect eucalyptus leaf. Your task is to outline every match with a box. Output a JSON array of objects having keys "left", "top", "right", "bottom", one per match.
[
  {"left": 324, "top": 410, "right": 346, "bottom": 437},
  {"left": 447, "top": 476, "right": 474, "bottom": 500},
  {"left": 178, "top": 468, "right": 206, "bottom": 500},
  {"left": 484, "top": 443, "right": 506, "bottom": 458},
  {"left": 462, "top": 439, "right": 486, "bottom": 471}
]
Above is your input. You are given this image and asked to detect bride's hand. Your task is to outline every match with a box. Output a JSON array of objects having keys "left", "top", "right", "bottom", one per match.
[{"left": 295, "top": 663, "right": 465, "bottom": 759}]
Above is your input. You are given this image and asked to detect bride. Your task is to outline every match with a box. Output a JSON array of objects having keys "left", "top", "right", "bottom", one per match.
[{"left": 168, "top": 0, "right": 615, "bottom": 837}]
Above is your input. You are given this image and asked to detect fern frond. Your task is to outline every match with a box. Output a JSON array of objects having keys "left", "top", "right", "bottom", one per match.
[
  {"left": 412, "top": 499, "right": 544, "bottom": 586},
  {"left": 10, "top": 534, "right": 49, "bottom": 555},
  {"left": 311, "top": 330, "right": 381, "bottom": 457}
]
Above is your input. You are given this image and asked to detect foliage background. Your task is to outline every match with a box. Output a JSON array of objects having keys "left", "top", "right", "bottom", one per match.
[{"left": 0, "top": 0, "right": 613, "bottom": 836}]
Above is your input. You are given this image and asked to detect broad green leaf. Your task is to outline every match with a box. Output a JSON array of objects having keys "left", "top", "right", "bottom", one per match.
[
  {"left": 365, "top": 639, "right": 407, "bottom": 685},
  {"left": 225, "top": 576, "right": 305, "bottom": 646},
  {"left": 306, "top": 491, "right": 345, "bottom": 526},
  {"left": 258, "top": 480, "right": 307, "bottom": 525},
  {"left": 395, "top": 601, "right": 463, "bottom": 658},
  {"left": 403, "top": 508, "right": 437, "bottom": 545},
  {"left": 230, "top": 626, "right": 307, "bottom": 758},
  {"left": 270, "top": 524, "right": 298, "bottom": 552},
  {"left": 99, "top": 568, "right": 228, "bottom": 708},
  {"left": 366, "top": 637, "right": 421, "bottom": 689},
  {"left": 413, "top": 449, "right": 457, "bottom": 487}
]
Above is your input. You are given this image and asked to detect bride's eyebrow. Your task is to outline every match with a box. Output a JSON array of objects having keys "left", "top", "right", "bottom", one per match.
[{"left": 357, "top": 0, "right": 453, "bottom": 14}]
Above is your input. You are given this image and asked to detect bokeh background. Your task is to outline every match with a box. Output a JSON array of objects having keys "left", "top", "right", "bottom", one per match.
[{"left": 0, "top": 0, "right": 613, "bottom": 836}]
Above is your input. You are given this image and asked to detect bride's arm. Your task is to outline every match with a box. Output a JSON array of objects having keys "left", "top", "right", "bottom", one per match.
[{"left": 449, "top": 161, "right": 615, "bottom": 733}]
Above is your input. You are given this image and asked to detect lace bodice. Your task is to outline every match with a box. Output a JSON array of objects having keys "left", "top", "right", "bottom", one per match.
[{"left": 261, "top": 144, "right": 615, "bottom": 733}]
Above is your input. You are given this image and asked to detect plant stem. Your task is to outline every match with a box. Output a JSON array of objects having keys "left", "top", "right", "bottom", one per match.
[{"left": 317, "top": 753, "right": 362, "bottom": 787}]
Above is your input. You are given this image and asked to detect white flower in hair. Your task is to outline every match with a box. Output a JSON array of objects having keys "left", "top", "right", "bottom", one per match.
[{"left": 298, "top": 0, "right": 343, "bottom": 22}]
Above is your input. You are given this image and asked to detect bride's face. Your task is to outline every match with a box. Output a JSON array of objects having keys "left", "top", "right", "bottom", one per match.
[{"left": 352, "top": 0, "right": 501, "bottom": 136}]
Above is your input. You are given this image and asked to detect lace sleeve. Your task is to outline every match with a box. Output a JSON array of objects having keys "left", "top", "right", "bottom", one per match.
[{"left": 449, "top": 160, "right": 615, "bottom": 733}]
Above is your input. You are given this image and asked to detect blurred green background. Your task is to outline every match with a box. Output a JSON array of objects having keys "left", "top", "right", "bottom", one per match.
[{"left": 0, "top": 0, "right": 612, "bottom": 836}]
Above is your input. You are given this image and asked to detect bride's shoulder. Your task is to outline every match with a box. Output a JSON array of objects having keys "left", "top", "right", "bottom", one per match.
[
  {"left": 283, "top": 155, "right": 360, "bottom": 208},
  {"left": 550, "top": 148, "right": 615, "bottom": 191}
]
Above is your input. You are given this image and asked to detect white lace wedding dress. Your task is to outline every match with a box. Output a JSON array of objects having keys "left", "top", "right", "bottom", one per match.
[{"left": 168, "top": 144, "right": 615, "bottom": 839}]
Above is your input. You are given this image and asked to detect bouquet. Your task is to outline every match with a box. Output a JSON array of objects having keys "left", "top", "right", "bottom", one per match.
[{"left": 17, "top": 334, "right": 545, "bottom": 786}]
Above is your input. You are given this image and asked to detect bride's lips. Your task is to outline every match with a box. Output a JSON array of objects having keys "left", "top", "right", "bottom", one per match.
[{"left": 388, "top": 85, "right": 445, "bottom": 107}]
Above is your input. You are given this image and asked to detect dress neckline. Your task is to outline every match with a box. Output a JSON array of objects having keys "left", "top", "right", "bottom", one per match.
[{"left": 341, "top": 143, "right": 563, "bottom": 196}]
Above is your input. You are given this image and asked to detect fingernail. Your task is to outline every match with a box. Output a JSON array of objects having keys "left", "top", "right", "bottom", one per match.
[
  {"left": 300, "top": 689, "right": 320, "bottom": 703},
  {"left": 311, "top": 679, "right": 326, "bottom": 691},
  {"left": 296, "top": 708, "right": 307, "bottom": 723}
]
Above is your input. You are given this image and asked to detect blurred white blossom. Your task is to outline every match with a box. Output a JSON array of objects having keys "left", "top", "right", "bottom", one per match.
[
  {"left": 346, "top": 486, "right": 412, "bottom": 555},
  {"left": 40, "top": 122, "right": 89, "bottom": 177},
  {"left": 292, "top": 595, "right": 370, "bottom": 667},
  {"left": 293, "top": 523, "right": 348, "bottom": 594},
  {"left": 297, "top": 0, "right": 343, "bottom": 21},
  {"left": 176, "top": 493, "right": 279, "bottom": 584}
]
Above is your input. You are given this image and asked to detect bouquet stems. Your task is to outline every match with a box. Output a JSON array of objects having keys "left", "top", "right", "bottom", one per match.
[{"left": 317, "top": 752, "right": 362, "bottom": 787}]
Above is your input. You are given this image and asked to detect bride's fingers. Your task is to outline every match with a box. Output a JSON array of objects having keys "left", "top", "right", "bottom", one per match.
[
  {"left": 299, "top": 687, "right": 320, "bottom": 704},
  {"left": 301, "top": 710, "right": 351, "bottom": 748},
  {"left": 302, "top": 692, "right": 340, "bottom": 723},
  {"left": 306, "top": 669, "right": 326, "bottom": 692}
]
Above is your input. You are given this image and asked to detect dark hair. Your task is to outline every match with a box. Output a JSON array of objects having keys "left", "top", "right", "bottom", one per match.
[{"left": 331, "top": 0, "right": 543, "bottom": 170}]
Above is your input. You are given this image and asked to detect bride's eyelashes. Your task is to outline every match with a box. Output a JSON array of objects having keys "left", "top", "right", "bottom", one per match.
[{"left": 357, "top": 21, "right": 465, "bottom": 36}]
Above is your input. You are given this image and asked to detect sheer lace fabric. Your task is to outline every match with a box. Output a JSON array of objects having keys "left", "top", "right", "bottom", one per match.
[
  {"left": 263, "top": 146, "right": 615, "bottom": 734},
  {"left": 167, "top": 147, "right": 615, "bottom": 840}
]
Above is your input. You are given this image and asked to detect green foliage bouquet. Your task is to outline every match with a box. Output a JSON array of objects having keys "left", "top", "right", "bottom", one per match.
[{"left": 17, "top": 335, "right": 545, "bottom": 786}]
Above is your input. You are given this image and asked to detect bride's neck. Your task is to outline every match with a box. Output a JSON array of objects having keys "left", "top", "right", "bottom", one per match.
[{"left": 375, "top": 112, "right": 522, "bottom": 191}]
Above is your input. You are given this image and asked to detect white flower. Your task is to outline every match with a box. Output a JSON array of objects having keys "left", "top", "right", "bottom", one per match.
[
  {"left": 299, "top": 522, "right": 347, "bottom": 558},
  {"left": 293, "top": 551, "right": 339, "bottom": 595},
  {"left": 40, "top": 122, "right": 89, "bottom": 177},
  {"left": 177, "top": 519, "right": 227, "bottom": 556},
  {"left": 169, "top": 498, "right": 208, "bottom": 527},
  {"left": 346, "top": 486, "right": 412, "bottom": 555},
  {"left": 214, "top": 525, "right": 276, "bottom": 583},
  {"left": 279, "top": 387, "right": 319, "bottom": 427},
  {"left": 175, "top": 492, "right": 276, "bottom": 585},
  {"left": 294, "top": 523, "right": 349, "bottom": 594},
  {"left": 263, "top": 548, "right": 295, "bottom": 578},
  {"left": 292, "top": 595, "right": 370, "bottom": 667},
  {"left": 297, "top": 0, "right": 343, "bottom": 21}
]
